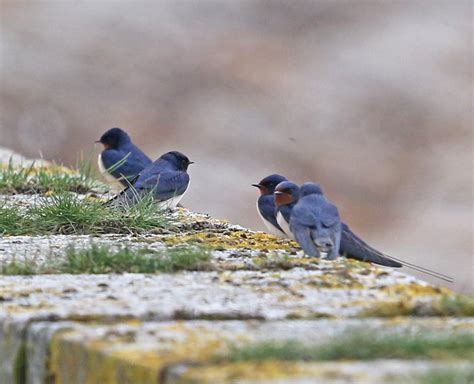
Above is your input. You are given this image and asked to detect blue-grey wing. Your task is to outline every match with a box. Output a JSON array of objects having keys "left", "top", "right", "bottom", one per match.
[
  {"left": 340, "top": 223, "right": 402, "bottom": 267},
  {"left": 258, "top": 195, "right": 283, "bottom": 231},
  {"left": 278, "top": 204, "right": 293, "bottom": 224},
  {"left": 101, "top": 149, "right": 148, "bottom": 185},
  {"left": 290, "top": 201, "right": 316, "bottom": 227},
  {"left": 291, "top": 223, "right": 318, "bottom": 257},
  {"left": 128, "top": 143, "right": 152, "bottom": 167},
  {"left": 139, "top": 170, "right": 190, "bottom": 201},
  {"left": 289, "top": 202, "right": 319, "bottom": 256},
  {"left": 320, "top": 202, "right": 340, "bottom": 228}
]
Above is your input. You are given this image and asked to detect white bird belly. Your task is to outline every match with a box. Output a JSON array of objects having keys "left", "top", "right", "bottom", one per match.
[
  {"left": 156, "top": 194, "right": 184, "bottom": 210},
  {"left": 256, "top": 201, "right": 287, "bottom": 238},
  {"left": 156, "top": 179, "right": 190, "bottom": 210},
  {"left": 277, "top": 211, "right": 294, "bottom": 240}
]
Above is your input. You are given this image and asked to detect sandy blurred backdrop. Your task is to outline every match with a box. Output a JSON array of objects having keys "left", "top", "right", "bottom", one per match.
[{"left": 0, "top": 0, "right": 472, "bottom": 293}]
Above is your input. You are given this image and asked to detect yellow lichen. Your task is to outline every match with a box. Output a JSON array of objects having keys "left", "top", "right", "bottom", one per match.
[
  {"left": 357, "top": 294, "right": 469, "bottom": 318},
  {"left": 358, "top": 300, "right": 418, "bottom": 318},
  {"left": 48, "top": 322, "right": 252, "bottom": 384},
  {"left": 162, "top": 230, "right": 297, "bottom": 251},
  {"left": 49, "top": 329, "right": 161, "bottom": 384},
  {"left": 381, "top": 283, "right": 451, "bottom": 297},
  {"left": 178, "top": 361, "right": 332, "bottom": 383},
  {"left": 294, "top": 271, "right": 365, "bottom": 290},
  {"left": 4, "top": 303, "right": 55, "bottom": 315}
]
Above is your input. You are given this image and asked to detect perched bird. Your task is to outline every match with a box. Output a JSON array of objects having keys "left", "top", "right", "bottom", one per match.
[
  {"left": 107, "top": 151, "right": 193, "bottom": 209},
  {"left": 289, "top": 186, "right": 342, "bottom": 259},
  {"left": 97, "top": 127, "right": 152, "bottom": 188},
  {"left": 275, "top": 181, "right": 454, "bottom": 281},
  {"left": 265, "top": 179, "right": 452, "bottom": 280},
  {"left": 275, "top": 181, "right": 401, "bottom": 265},
  {"left": 290, "top": 183, "right": 403, "bottom": 266},
  {"left": 252, "top": 174, "right": 288, "bottom": 237},
  {"left": 274, "top": 181, "right": 300, "bottom": 239}
]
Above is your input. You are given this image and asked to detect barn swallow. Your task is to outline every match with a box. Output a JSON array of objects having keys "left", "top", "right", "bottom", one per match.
[
  {"left": 275, "top": 181, "right": 400, "bottom": 264},
  {"left": 107, "top": 151, "right": 193, "bottom": 209},
  {"left": 252, "top": 174, "right": 288, "bottom": 237},
  {"left": 274, "top": 181, "right": 453, "bottom": 280},
  {"left": 273, "top": 181, "right": 300, "bottom": 240},
  {"left": 288, "top": 183, "right": 402, "bottom": 266},
  {"left": 96, "top": 127, "right": 152, "bottom": 188},
  {"left": 289, "top": 187, "right": 342, "bottom": 259}
]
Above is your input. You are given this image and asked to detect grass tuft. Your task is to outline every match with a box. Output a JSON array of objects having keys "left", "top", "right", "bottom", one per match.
[
  {"left": 0, "top": 204, "right": 32, "bottom": 235},
  {"left": 60, "top": 243, "right": 211, "bottom": 274},
  {"left": 0, "top": 260, "right": 37, "bottom": 275},
  {"left": 0, "top": 243, "right": 211, "bottom": 275},
  {"left": 0, "top": 158, "right": 101, "bottom": 195},
  {"left": 0, "top": 193, "right": 170, "bottom": 236},
  {"left": 218, "top": 330, "right": 474, "bottom": 362}
]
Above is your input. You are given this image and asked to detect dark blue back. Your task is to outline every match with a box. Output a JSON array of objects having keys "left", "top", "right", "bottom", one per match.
[
  {"left": 101, "top": 142, "right": 152, "bottom": 185},
  {"left": 258, "top": 194, "right": 284, "bottom": 231}
]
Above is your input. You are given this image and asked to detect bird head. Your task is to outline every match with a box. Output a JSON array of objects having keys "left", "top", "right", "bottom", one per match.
[
  {"left": 96, "top": 127, "right": 131, "bottom": 149},
  {"left": 160, "top": 151, "right": 194, "bottom": 171},
  {"left": 274, "top": 181, "right": 299, "bottom": 206},
  {"left": 299, "top": 182, "right": 323, "bottom": 198},
  {"left": 252, "top": 174, "right": 287, "bottom": 196}
]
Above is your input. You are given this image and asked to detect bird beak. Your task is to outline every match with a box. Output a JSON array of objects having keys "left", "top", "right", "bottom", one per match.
[
  {"left": 95, "top": 140, "right": 101, "bottom": 143},
  {"left": 274, "top": 191, "right": 284, "bottom": 196},
  {"left": 251, "top": 184, "right": 262, "bottom": 188},
  {"left": 188, "top": 161, "right": 195, "bottom": 165}
]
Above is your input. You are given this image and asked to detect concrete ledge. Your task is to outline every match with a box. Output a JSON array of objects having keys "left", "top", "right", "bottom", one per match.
[
  {"left": 5, "top": 319, "right": 473, "bottom": 384},
  {"left": 1, "top": 149, "right": 473, "bottom": 383}
]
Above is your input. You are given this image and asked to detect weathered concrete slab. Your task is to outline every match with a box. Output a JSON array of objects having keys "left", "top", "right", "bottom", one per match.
[
  {"left": 28, "top": 319, "right": 474, "bottom": 384},
  {"left": 0, "top": 268, "right": 448, "bottom": 323},
  {"left": 0, "top": 266, "right": 466, "bottom": 383}
]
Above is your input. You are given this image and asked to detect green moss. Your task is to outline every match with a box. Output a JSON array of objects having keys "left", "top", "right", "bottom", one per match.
[
  {"left": 218, "top": 330, "right": 474, "bottom": 362},
  {"left": 13, "top": 342, "right": 26, "bottom": 384},
  {"left": 285, "top": 312, "right": 334, "bottom": 320},
  {"left": 357, "top": 298, "right": 421, "bottom": 318},
  {"left": 437, "top": 295, "right": 474, "bottom": 316},
  {"left": 416, "top": 368, "right": 474, "bottom": 384},
  {"left": 252, "top": 253, "right": 294, "bottom": 270},
  {"left": 360, "top": 294, "right": 474, "bottom": 318},
  {"left": 0, "top": 260, "right": 36, "bottom": 275},
  {"left": 172, "top": 310, "right": 265, "bottom": 321}
]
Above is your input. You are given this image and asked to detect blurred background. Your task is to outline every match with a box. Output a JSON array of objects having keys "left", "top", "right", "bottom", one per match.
[{"left": 0, "top": 1, "right": 472, "bottom": 293}]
